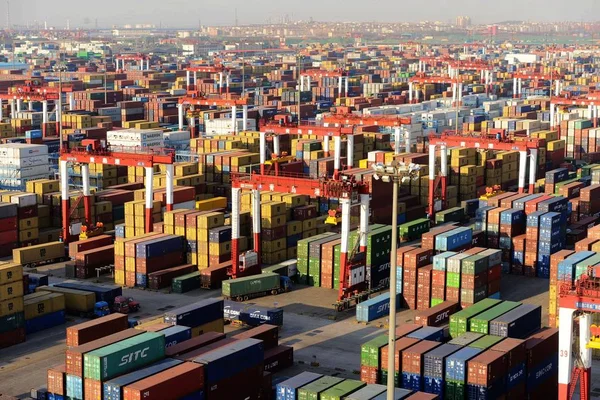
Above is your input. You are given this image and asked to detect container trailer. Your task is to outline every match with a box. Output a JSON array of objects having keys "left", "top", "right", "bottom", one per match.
[{"left": 222, "top": 272, "right": 293, "bottom": 301}]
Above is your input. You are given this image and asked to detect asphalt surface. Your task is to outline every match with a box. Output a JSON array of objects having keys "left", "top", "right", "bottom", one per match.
[{"left": 0, "top": 262, "right": 588, "bottom": 399}]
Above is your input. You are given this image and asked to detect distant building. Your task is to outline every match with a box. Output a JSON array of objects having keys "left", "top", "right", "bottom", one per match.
[{"left": 456, "top": 16, "right": 471, "bottom": 29}]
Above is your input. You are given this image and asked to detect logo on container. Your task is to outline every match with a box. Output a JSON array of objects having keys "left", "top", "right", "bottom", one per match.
[
  {"left": 434, "top": 310, "right": 450, "bottom": 324},
  {"left": 118, "top": 347, "right": 149, "bottom": 367}
]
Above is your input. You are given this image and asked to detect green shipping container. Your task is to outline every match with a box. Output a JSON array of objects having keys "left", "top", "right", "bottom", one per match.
[
  {"left": 435, "top": 207, "right": 464, "bottom": 224},
  {"left": 469, "top": 301, "right": 521, "bottom": 334},
  {"left": 446, "top": 272, "right": 460, "bottom": 288},
  {"left": 320, "top": 379, "right": 366, "bottom": 400},
  {"left": 449, "top": 299, "right": 502, "bottom": 338},
  {"left": 172, "top": 272, "right": 201, "bottom": 293},
  {"left": 398, "top": 218, "right": 429, "bottom": 240},
  {"left": 298, "top": 376, "right": 345, "bottom": 400},
  {"left": 469, "top": 334, "right": 505, "bottom": 350},
  {"left": 297, "top": 233, "right": 336, "bottom": 284},
  {"left": 0, "top": 312, "right": 24, "bottom": 334},
  {"left": 360, "top": 335, "right": 388, "bottom": 368},
  {"left": 430, "top": 298, "right": 444, "bottom": 307},
  {"left": 83, "top": 332, "right": 165, "bottom": 381},
  {"left": 222, "top": 272, "right": 280, "bottom": 297},
  {"left": 461, "top": 254, "right": 489, "bottom": 275}
]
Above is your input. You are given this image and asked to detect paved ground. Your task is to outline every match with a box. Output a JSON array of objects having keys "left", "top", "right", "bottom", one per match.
[{"left": 0, "top": 262, "right": 586, "bottom": 399}]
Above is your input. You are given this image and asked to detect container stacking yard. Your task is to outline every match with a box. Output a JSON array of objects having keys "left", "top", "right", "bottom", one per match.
[{"left": 2, "top": 33, "right": 600, "bottom": 400}]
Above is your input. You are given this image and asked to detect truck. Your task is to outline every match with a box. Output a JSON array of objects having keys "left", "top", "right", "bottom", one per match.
[{"left": 222, "top": 272, "right": 293, "bottom": 301}]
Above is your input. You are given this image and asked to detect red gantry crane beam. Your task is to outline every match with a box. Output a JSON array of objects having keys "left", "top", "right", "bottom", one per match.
[
  {"left": 300, "top": 68, "right": 349, "bottom": 96},
  {"left": 549, "top": 97, "right": 600, "bottom": 128},
  {"left": 115, "top": 53, "right": 151, "bottom": 71},
  {"left": 59, "top": 145, "right": 175, "bottom": 244},
  {"left": 427, "top": 132, "right": 543, "bottom": 219},
  {"left": 185, "top": 64, "right": 229, "bottom": 94},
  {"left": 230, "top": 171, "right": 370, "bottom": 305},
  {"left": 408, "top": 75, "right": 464, "bottom": 104}
]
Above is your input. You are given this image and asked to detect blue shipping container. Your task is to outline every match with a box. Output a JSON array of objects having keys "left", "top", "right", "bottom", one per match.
[
  {"left": 527, "top": 354, "right": 558, "bottom": 390},
  {"left": 179, "top": 390, "right": 205, "bottom": 400},
  {"left": 103, "top": 358, "right": 183, "bottom": 400},
  {"left": 136, "top": 235, "right": 183, "bottom": 258},
  {"left": 25, "top": 310, "right": 65, "bottom": 334},
  {"left": 276, "top": 372, "right": 323, "bottom": 400},
  {"left": 356, "top": 292, "right": 401, "bottom": 322},
  {"left": 194, "top": 338, "right": 264, "bottom": 384},
  {"left": 164, "top": 298, "right": 223, "bottom": 327},
  {"left": 402, "top": 372, "right": 422, "bottom": 391},
  {"left": 66, "top": 374, "right": 83, "bottom": 400},
  {"left": 433, "top": 252, "right": 457, "bottom": 271},
  {"left": 489, "top": 304, "right": 541, "bottom": 338},
  {"left": 162, "top": 325, "right": 192, "bottom": 348},
  {"left": 558, "top": 251, "right": 595, "bottom": 283},
  {"left": 435, "top": 228, "right": 473, "bottom": 251},
  {"left": 445, "top": 347, "right": 483, "bottom": 381},
  {"left": 539, "top": 212, "right": 562, "bottom": 229},
  {"left": 500, "top": 209, "right": 525, "bottom": 225},
  {"left": 407, "top": 326, "right": 445, "bottom": 342}
]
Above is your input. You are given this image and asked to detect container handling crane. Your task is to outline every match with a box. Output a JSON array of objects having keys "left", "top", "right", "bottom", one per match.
[
  {"left": 59, "top": 140, "right": 175, "bottom": 245},
  {"left": 427, "top": 132, "right": 543, "bottom": 221},
  {"left": 177, "top": 95, "right": 250, "bottom": 136},
  {"left": 558, "top": 265, "right": 600, "bottom": 400}
]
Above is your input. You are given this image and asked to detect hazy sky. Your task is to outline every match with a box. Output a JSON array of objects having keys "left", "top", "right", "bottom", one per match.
[{"left": 5, "top": 0, "right": 599, "bottom": 27}]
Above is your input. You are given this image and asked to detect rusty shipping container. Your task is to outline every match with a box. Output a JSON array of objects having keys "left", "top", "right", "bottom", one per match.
[
  {"left": 66, "top": 313, "right": 128, "bottom": 347},
  {"left": 414, "top": 301, "right": 460, "bottom": 327},
  {"left": 122, "top": 362, "right": 204, "bottom": 400},
  {"left": 165, "top": 332, "right": 226, "bottom": 357}
]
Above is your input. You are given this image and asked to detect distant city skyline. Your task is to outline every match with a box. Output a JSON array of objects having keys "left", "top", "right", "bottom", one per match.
[{"left": 1, "top": 0, "right": 599, "bottom": 28}]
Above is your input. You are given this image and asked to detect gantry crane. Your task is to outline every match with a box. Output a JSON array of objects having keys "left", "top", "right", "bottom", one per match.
[
  {"left": 427, "top": 132, "right": 542, "bottom": 220},
  {"left": 59, "top": 143, "right": 175, "bottom": 244},
  {"left": 230, "top": 170, "right": 371, "bottom": 309},
  {"left": 177, "top": 96, "right": 250, "bottom": 135},
  {"left": 0, "top": 90, "right": 60, "bottom": 137},
  {"left": 512, "top": 71, "right": 564, "bottom": 99},
  {"left": 550, "top": 97, "right": 600, "bottom": 129},
  {"left": 300, "top": 68, "right": 349, "bottom": 97},
  {"left": 408, "top": 75, "right": 464, "bottom": 104},
  {"left": 557, "top": 265, "right": 600, "bottom": 400},
  {"left": 114, "top": 53, "right": 151, "bottom": 72},
  {"left": 184, "top": 64, "right": 228, "bottom": 94},
  {"left": 321, "top": 113, "right": 414, "bottom": 154}
]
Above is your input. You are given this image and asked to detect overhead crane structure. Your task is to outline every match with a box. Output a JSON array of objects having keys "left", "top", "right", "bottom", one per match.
[
  {"left": 114, "top": 53, "right": 151, "bottom": 72},
  {"left": 0, "top": 89, "right": 60, "bottom": 137},
  {"left": 230, "top": 170, "right": 371, "bottom": 306},
  {"left": 408, "top": 75, "right": 465, "bottom": 104},
  {"left": 59, "top": 145, "right": 175, "bottom": 244},
  {"left": 177, "top": 95, "right": 250, "bottom": 135},
  {"left": 427, "top": 132, "right": 542, "bottom": 219},
  {"left": 512, "top": 71, "right": 565, "bottom": 99},
  {"left": 550, "top": 96, "right": 600, "bottom": 129},
  {"left": 259, "top": 124, "right": 359, "bottom": 179},
  {"left": 320, "top": 113, "right": 413, "bottom": 155},
  {"left": 300, "top": 69, "right": 350, "bottom": 97},
  {"left": 184, "top": 65, "right": 228, "bottom": 94},
  {"left": 557, "top": 267, "right": 600, "bottom": 400}
]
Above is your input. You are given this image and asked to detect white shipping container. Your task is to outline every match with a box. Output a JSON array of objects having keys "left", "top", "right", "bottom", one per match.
[
  {"left": 0, "top": 155, "right": 48, "bottom": 167},
  {"left": 10, "top": 193, "right": 37, "bottom": 207},
  {"left": 0, "top": 144, "right": 48, "bottom": 158},
  {"left": 164, "top": 131, "right": 190, "bottom": 141},
  {"left": 17, "top": 165, "right": 49, "bottom": 178},
  {"left": 107, "top": 129, "right": 164, "bottom": 142},
  {"left": 108, "top": 140, "right": 164, "bottom": 148}
]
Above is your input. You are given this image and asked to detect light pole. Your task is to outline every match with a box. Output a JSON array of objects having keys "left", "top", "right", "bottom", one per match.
[
  {"left": 372, "top": 161, "right": 421, "bottom": 398},
  {"left": 53, "top": 64, "right": 67, "bottom": 151}
]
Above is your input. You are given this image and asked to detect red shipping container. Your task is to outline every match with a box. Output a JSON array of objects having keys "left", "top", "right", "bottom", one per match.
[
  {"left": 525, "top": 328, "right": 558, "bottom": 368},
  {"left": 123, "top": 362, "right": 204, "bottom": 400},
  {"left": 397, "top": 246, "right": 416, "bottom": 266},
  {"left": 149, "top": 264, "right": 197, "bottom": 290},
  {"left": 0, "top": 327, "right": 25, "bottom": 349},
  {"left": 380, "top": 337, "right": 420, "bottom": 373},
  {"left": 360, "top": 365, "right": 378, "bottom": 384},
  {"left": 446, "top": 287, "right": 460, "bottom": 303},
  {"left": 199, "top": 262, "right": 231, "bottom": 289},
  {"left": 75, "top": 245, "right": 115, "bottom": 268},
  {"left": 431, "top": 286, "right": 445, "bottom": 300},
  {"left": 264, "top": 345, "right": 293, "bottom": 373},
  {"left": 136, "top": 252, "right": 184, "bottom": 274},
  {"left": 0, "top": 216, "right": 17, "bottom": 233},
  {"left": 421, "top": 225, "right": 457, "bottom": 250},
  {"left": 125, "top": 272, "right": 136, "bottom": 287},
  {"left": 66, "top": 314, "right": 128, "bottom": 347},
  {"left": 414, "top": 301, "right": 459, "bottom": 327},
  {"left": 166, "top": 332, "right": 226, "bottom": 357},
  {"left": 178, "top": 338, "right": 238, "bottom": 361},
  {"left": 488, "top": 265, "right": 502, "bottom": 282},
  {"left": 402, "top": 340, "right": 442, "bottom": 374},
  {"left": 467, "top": 349, "right": 507, "bottom": 386},
  {"left": 404, "top": 248, "right": 432, "bottom": 269},
  {"left": 68, "top": 235, "right": 113, "bottom": 255},
  {"left": 202, "top": 364, "right": 263, "bottom": 400},
  {"left": 232, "top": 325, "right": 279, "bottom": 350}
]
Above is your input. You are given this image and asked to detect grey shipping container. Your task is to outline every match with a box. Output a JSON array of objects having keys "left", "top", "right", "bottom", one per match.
[{"left": 489, "top": 304, "right": 541, "bottom": 338}]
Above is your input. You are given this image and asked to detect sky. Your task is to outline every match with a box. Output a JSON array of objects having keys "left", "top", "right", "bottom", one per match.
[{"left": 4, "top": 0, "right": 599, "bottom": 28}]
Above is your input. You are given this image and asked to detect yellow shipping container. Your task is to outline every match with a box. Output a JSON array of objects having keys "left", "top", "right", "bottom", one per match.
[
  {"left": 302, "top": 229, "right": 317, "bottom": 239},
  {"left": 302, "top": 219, "right": 317, "bottom": 231},
  {"left": 0, "top": 296, "right": 24, "bottom": 317},
  {"left": 287, "top": 221, "right": 303, "bottom": 236},
  {"left": 190, "top": 318, "right": 225, "bottom": 337},
  {"left": 287, "top": 247, "right": 297, "bottom": 259},
  {"left": 115, "top": 270, "right": 125, "bottom": 286},
  {"left": 262, "top": 215, "right": 286, "bottom": 229},
  {"left": 208, "top": 242, "right": 231, "bottom": 255},
  {"left": 261, "top": 201, "right": 286, "bottom": 217},
  {"left": 0, "top": 263, "right": 23, "bottom": 285},
  {"left": 24, "top": 293, "right": 65, "bottom": 319},
  {"left": 547, "top": 140, "right": 565, "bottom": 151},
  {"left": 18, "top": 217, "right": 38, "bottom": 230},
  {"left": 0, "top": 281, "right": 24, "bottom": 300},
  {"left": 36, "top": 286, "right": 95, "bottom": 313},
  {"left": 262, "top": 238, "right": 286, "bottom": 253},
  {"left": 196, "top": 197, "right": 227, "bottom": 211},
  {"left": 13, "top": 242, "right": 65, "bottom": 265},
  {"left": 197, "top": 212, "right": 225, "bottom": 229}
]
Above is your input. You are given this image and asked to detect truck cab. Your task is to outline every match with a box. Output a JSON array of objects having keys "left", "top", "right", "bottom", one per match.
[
  {"left": 280, "top": 276, "right": 293, "bottom": 292},
  {"left": 113, "top": 296, "right": 140, "bottom": 314},
  {"left": 94, "top": 301, "right": 110, "bottom": 318}
]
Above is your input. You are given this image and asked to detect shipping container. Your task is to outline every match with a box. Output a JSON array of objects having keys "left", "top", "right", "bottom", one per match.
[
  {"left": 83, "top": 332, "right": 165, "bottom": 381},
  {"left": 66, "top": 328, "right": 145, "bottom": 377},
  {"left": 103, "top": 358, "right": 183, "bottom": 400},
  {"left": 224, "top": 300, "right": 284, "bottom": 327},
  {"left": 320, "top": 380, "right": 366, "bottom": 400},
  {"left": 297, "top": 376, "right": 345, "bottom": 400},
  {"left": 469, "top": 301, "right": 521, "bottom": 334},
  {"left": 264, "top": 345, "right": 294, "bottom": 373},
  {"left": 164, "top": 298, "right": 223, "bottom": 328},
  {"left": 356, "top": 292, "right": 401, "bottom": 323},
  {"left": 232, "top": 324, "right": 279, "bottom": 350},
  {"left": 414, "top": 301, "right": 459, "bottom": 327},
  {"left": 162, "top": 325, "right": 192, "bottom": 348},
  {"left": 275, "top": 371, "right": 323, "bottom": 400},
  {"left": 54, "top": 282, "right": 122, "bottom": 307},
  {"left": 423, "top": 344, "right": 462, "bottom": 398},
  {"left": 406, "top": 326, "right": 444, "bottom": 342},
  {"left": 489, "top": 304, "right": 541, "bottom": 338},
  {"left": 66, "top": 313, "right": 129, "bottom": 347},
  {"left": 165, "top": 332, "right": 226, "bottom": 357},
  {"left": 192, "top": 338, "right": 264, "bottom": 384},
  {"left": 122, "top": 361, "right": 204, "bottom": 400},
  {"left": 222, "top": 272, "right": 282, "bottom": 299},
  {"left": 449, "top": 299, "right": 501, "bottom": 338}
]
